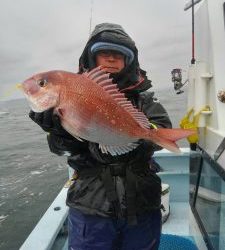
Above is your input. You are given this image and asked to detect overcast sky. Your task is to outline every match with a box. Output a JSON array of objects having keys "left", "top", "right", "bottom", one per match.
[{"left": 0, "top": 0, "right": 191, "bottom": 100}]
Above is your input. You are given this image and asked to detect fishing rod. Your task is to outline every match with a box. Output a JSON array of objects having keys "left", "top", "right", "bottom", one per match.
[
  {"left": 191, "top": 0, "right": 196, "bottom": 64},
  {"left": 89, "top": 0, "right": 94, "bottom": 36},
  {"left": 184, "top": 0, "right": 203, "bottom": 63},
  {"left": 171, "top": 0, "right": 202, "bottom": 93}
]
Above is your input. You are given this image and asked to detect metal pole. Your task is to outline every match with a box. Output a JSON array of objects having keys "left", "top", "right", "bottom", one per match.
[{"left": 191, "top": 0, "right": 196, "bottom": 64}]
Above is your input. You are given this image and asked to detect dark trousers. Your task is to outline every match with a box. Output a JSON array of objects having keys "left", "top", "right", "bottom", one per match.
[{"left": 68, "top": 208, "right": 161, "bottom": 250}]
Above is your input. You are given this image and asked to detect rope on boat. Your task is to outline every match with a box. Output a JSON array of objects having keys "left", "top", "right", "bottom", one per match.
[{"left": 179, "top": 106, "right": 211, "bottom": 144}]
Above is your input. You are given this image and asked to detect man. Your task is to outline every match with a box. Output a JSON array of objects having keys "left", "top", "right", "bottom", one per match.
[{"left": 29, "top": 23, "right": 172, "bottom": 250}]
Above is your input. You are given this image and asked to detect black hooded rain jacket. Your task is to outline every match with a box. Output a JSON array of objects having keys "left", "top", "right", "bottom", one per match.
[{"left": 47, "top": 23, "right": 172, "bottom": 223}]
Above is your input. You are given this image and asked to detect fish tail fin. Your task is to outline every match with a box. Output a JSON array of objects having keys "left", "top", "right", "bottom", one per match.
[{"left": 145, "top": 128, "right": 196, "bottom": 153}]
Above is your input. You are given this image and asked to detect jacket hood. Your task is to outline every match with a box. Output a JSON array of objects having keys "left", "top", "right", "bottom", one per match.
[{"left": 78, "top": 23, "right": 152, "bottom": 94}]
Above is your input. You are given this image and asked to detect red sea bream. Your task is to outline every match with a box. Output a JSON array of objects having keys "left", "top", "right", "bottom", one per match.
[{"left": 21, "top": 66, "right": 195, "bottom": 155}]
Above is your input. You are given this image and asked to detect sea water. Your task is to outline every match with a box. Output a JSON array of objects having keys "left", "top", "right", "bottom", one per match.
[{"left": 0, "top": 87, "right": 187, "bottom": 250}]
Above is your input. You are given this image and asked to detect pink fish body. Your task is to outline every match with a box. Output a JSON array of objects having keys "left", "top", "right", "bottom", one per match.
[{"left": 21, "top": 66, "right": 195, "bottom": 155}]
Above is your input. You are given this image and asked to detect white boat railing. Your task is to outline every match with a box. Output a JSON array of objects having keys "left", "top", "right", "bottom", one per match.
[{"left": 20, "top": 185, "right": 69, "bottom": 250}]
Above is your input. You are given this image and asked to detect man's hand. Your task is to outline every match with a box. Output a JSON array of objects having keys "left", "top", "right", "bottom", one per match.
[{"left": 29, "top": 109, "right": 70, "bottom": 137}]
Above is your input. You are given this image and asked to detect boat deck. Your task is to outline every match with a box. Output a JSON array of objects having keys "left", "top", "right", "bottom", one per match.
[
  {"left": 162, "top": 202, "right": 189, "bottom": 235},
  {"left": 53, "top": 201, "right": 197, "bottom": 250}
]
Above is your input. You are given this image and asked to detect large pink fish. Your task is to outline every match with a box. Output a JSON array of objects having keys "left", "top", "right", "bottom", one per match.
[{"left": 21, "top": 66, "right": 195, "bottom": 155}]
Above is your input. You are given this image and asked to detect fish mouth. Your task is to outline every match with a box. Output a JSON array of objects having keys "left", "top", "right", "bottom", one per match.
[{"left": 16, "top": 83, "right": 23, "bottom": 89}]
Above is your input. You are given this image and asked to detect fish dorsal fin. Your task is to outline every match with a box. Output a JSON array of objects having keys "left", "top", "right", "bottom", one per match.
[{"left": 84, "top": 67, "right": 150, "bottom": 129}]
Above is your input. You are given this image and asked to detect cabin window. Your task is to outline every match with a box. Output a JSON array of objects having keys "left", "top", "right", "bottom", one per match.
[{"left": 190, "top": 148, "right": 225, "bottom": 250}]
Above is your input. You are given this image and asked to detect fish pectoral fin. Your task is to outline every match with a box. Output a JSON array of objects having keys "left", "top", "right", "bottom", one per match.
[
  {"left": 98, "top": 143, "right": 139, "bottom": 156},
  {"left": 54, "top": 107, "right": 65, "bottom": 118}
]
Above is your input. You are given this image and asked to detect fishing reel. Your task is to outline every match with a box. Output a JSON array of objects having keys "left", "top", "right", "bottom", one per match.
[{"left": 171, "top": 68, "right": 188, "bottom": 94}]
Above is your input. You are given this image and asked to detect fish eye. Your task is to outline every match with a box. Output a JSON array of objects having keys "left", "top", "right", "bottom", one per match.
[{"left": 37, "top": 79, "right": 48, "bottom": 87}]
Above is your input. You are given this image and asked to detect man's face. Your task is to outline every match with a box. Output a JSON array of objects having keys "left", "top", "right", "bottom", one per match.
[{"left": 95, "top": 50, "right": 125, "bottom": 73}]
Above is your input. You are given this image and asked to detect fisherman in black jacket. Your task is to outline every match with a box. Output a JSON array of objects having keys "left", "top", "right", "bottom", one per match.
[{"left": 29, "top": 23, "right": 172, "bottom": 250}]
